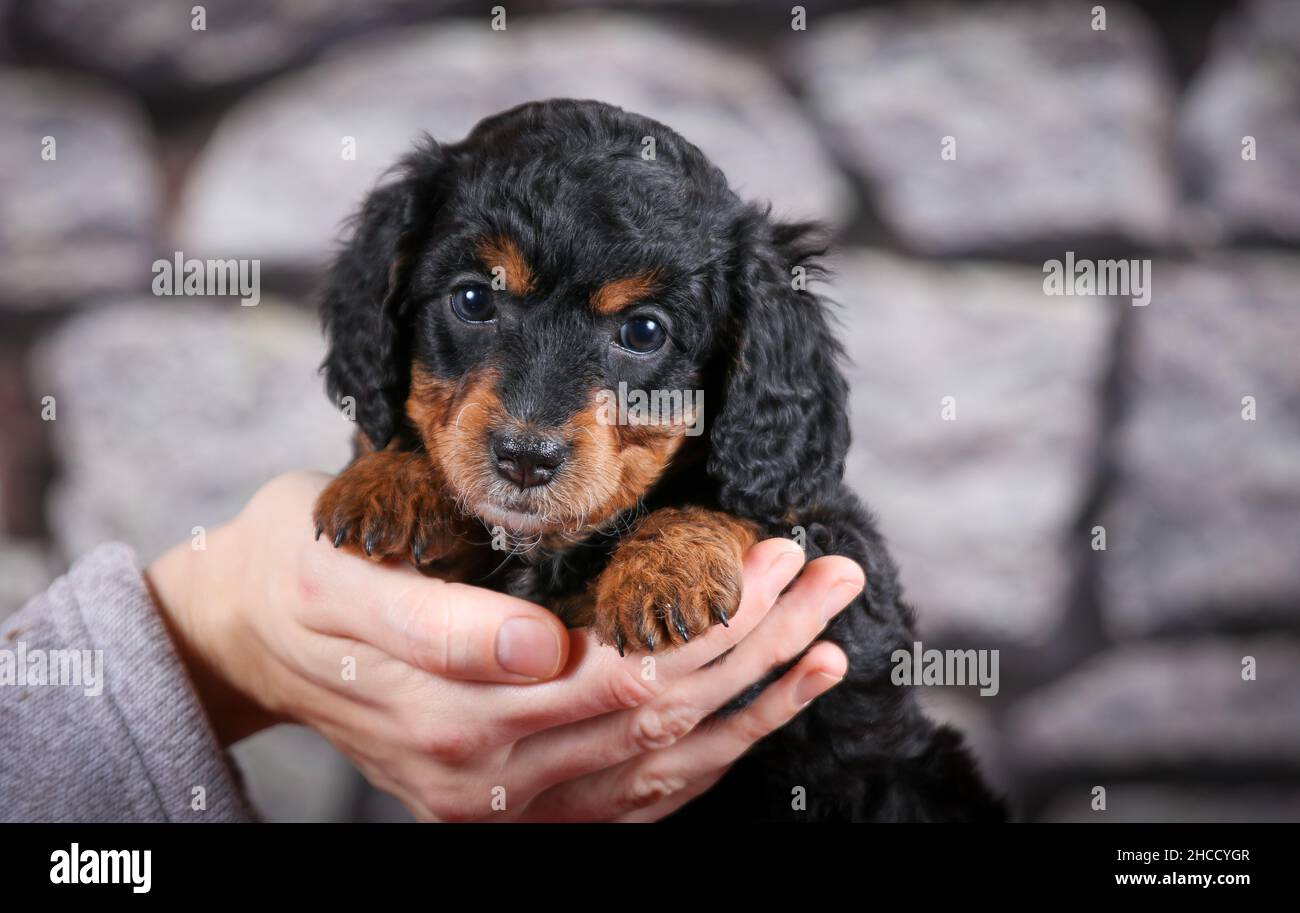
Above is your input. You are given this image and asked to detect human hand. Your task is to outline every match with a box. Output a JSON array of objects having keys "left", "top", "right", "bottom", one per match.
[{"left": 146, "top": 471, "right": 863, "bottom": 821}]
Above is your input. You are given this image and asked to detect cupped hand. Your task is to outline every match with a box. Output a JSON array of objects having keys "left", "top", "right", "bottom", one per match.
[{"left": 146, "top": 471, "right": 863, "bottom": 822}]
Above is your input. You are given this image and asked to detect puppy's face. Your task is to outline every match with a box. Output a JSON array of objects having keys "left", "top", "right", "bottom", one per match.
[
  {"left": 401, "top": 123, "right": 730, "bottom": 538},
  {"left": 322, "top": 100, "right": 849, "bottom": 539}
]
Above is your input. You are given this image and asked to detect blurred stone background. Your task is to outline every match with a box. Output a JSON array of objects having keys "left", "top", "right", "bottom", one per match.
[{"left": 1, "top": 0, "right": 1297, "bottom": 822}]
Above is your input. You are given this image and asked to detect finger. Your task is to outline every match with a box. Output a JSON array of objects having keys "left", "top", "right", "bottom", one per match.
[
  {"left": 299, "top": 545, "right": 569, "bottom": 684},
  {"left": 282, "top": 631, "right": 511, "bottom": 769},
  {"left": 509, "top": 556, "right": 861, "bottom": 791},
  {"left": 522, "top": 643, "right": 847, "bottom": 822},
  {"left": 614, "top": 642, "right": 848, "bottom": 822},
  {"left": 485, "top": 538, "right": 809, "bottom": 740}
]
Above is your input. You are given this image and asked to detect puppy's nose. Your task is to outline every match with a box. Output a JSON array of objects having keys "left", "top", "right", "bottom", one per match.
[{"left": 491, "top": 432, "right": 569, "bottom": 489}]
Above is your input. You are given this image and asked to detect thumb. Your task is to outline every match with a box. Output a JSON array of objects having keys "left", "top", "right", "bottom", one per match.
[{"left": 326, "top": 559, "right": 571, "bottom": 684}]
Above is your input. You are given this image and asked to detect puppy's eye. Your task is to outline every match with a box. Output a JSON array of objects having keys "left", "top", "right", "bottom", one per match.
[
  {"left": 450, "top": 284, "right": 496, "bottom": 323},
  {"left": 617, "top": 316, "right": 667, "bottom": 354}
]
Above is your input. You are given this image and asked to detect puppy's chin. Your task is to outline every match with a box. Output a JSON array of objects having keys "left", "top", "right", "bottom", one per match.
[
  {"left": 467, "top": 480, "right": 573, "bottom": 537},
  {"left": 468, "top": 479, "right": 620, "bottom": 539},
  {"left": 473, "top": 500, "right": 554, "bottom": 537}
]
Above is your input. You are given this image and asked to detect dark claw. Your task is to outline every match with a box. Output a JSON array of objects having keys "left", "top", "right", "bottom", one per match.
[
  {"left": 671, "top": 602, "right": 690, "bottom": 643},
  {"left": 644, "top": 628, "right": 657, "bottom": 653},
  {"left": 314, "top": 523, "right": 324, "bottom": 541},
  {"left": 333, "top": 526, "right": 348, "bottom": 548},
  {"left": 363, "top": 530, "right": 377, "bottom": 556},
  {"left": 412, "top": 539, "right": 425, "bottom": 565},
  {"left": 615, "top": 630, "right": 626, "bottom": 658},
  {"left": 716, "top": 605, "right": 730, "bottom": 627}
]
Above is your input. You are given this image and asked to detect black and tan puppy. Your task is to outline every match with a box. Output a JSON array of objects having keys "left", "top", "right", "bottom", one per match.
[{"left": 313, "top": 98, "right": 1006, "bottom": 822}]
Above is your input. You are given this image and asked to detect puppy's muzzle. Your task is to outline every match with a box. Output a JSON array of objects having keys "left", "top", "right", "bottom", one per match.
[{"left": 491, "top": 431, "right": 569, "bottom": 489}]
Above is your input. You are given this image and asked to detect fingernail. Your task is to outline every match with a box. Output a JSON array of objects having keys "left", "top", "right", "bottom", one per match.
[
  {"left": 766, "top": 547, "right": 804, "bottom": 599},
  {"left": 820, "top": 579, "right": 863, "bottom": 621},
  {"left": 496, "top": 617, "right": 561, "bottom": 679},
  {"left": 795, "top": 671, "right": 842, "bottom": 705}
]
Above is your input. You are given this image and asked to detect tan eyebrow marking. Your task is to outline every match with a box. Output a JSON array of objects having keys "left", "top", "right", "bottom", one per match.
[
  {"left": 475, "top": 236, "right": 536, "bottom": 296},
  {"left": 590, "top": 271, "right": 660, "bottom": 316}
]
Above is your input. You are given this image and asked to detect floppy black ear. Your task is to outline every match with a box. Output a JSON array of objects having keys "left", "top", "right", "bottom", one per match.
[
  {"left": 320, "top": 138, "right": 445, "bottom": 449},
  {"left": 707, "top": 212, "right": 850, "bottom": 525}
]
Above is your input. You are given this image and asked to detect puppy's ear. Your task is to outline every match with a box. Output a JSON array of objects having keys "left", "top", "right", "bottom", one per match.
[
  {"left": 320, "top": 137, "right": 444, "bottom": 449},
  {"left": 707, "top": 212, "right": 849, "bottom": 524}
]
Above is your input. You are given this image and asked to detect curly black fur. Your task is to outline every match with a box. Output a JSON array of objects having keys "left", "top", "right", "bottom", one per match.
[{"left": 319, "top": 99, "right": 1007, "bottom": 822}]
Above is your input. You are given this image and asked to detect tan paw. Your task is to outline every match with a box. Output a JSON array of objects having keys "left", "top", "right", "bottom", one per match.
[{"left": 592, "top": 508, "right": 757, "bottom": 653}]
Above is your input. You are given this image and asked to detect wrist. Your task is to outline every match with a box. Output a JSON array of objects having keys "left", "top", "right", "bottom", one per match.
[{"left": 144, "top": 526, "right": 281, "bottom": 747}]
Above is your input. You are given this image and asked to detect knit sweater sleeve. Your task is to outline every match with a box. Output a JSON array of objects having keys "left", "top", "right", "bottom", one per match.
[{"left": 0, "top": 543, "right": 256, "bottom": 822}]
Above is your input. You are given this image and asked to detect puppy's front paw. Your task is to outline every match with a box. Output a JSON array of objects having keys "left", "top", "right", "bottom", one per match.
[
  {"left": 313, "top": 451, "right": 464, "bottom": 566},
  {"left": 592, "top": 508, "right": 758, "bottom": 654}
]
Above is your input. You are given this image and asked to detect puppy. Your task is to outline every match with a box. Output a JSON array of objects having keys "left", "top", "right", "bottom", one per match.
[{"left": 313, "top": 99, "right": 1006, "bottom": 822}]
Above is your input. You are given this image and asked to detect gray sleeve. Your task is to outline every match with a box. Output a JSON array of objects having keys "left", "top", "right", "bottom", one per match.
[{"left": 0, "top": 543, "right": 257, "bottom": 823}]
